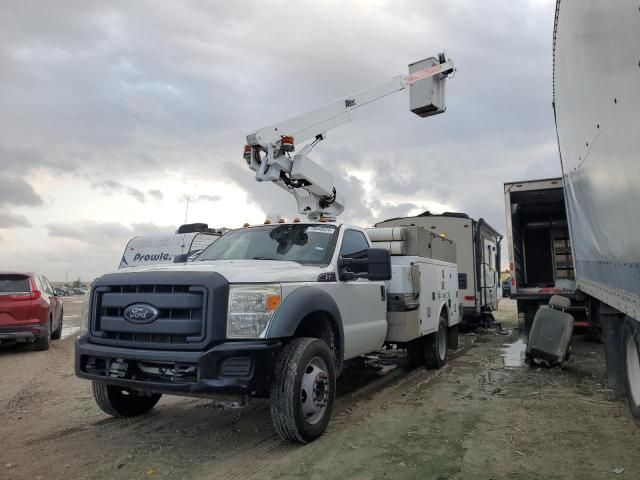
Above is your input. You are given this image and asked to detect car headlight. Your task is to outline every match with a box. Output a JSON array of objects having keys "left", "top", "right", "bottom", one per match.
[
  {"left": 79, "top": 291, "right": 91, "bottom": 334},
  {"left": 227, "top": 284, "right": 281, "bottom": 339}
]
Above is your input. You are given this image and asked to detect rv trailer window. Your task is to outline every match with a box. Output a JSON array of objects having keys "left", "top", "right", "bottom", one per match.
[{"left": 458, "top": 273, "right": 468, "bottom": 290}]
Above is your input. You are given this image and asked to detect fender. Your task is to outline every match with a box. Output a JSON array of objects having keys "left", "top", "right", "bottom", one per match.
[
  {"left": 267, "top": 286, "right": 344, "bottom": 368},
  {"left": 438, "top": 301, "right": 450, "bottom": 325}
]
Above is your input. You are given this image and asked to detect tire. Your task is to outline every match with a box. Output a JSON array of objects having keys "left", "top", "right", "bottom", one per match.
[
  {"left": 33, "top": 318, "right": 51, "bottom": 351},
  {"left": 270, "top": 338, "right": 336, "bottom": 443},
  {"left": 92, "top": 382, "right": 162, "bottom": 418},
  {"left": 621, "top": 317, "right": 640, "bottom": 424},
  {"left": 424, "top": 315, "right": 448, "bottom": 369},
  {"left": 447, "top": 324, "right": 459, "bottom": 350},
  {"left": 51, "top": 309, "right": 63, "bottom": 340}
]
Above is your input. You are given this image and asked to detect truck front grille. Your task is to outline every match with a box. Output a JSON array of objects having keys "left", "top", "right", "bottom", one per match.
[{"left": 92, "top": 284, "right": 207, "bottom": 348}]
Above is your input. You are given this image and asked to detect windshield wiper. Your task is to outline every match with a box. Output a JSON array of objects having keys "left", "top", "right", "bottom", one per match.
[{"left": 252, "top": 256, "right": 279, "bottom": 260}]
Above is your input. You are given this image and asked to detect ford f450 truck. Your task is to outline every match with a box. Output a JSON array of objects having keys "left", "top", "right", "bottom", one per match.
[{"left": 76, "top": 222, "right": 460, "bottom": 442}]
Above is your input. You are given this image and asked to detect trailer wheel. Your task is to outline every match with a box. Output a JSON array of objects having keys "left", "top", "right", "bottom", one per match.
[
  {"left": 270, "top": 338, "right": 336, "bottom": 443},
  {"left": 424, "top": 316, "right": 448, "bottom": 369},
  {"left": 92, "top": 382, "right": 162, "bottom": 418},
  {"left": 622, "top": 317, "right": 640, "bottom": 424}
]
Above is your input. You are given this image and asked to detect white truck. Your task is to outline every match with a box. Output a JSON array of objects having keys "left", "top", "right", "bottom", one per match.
[
  {"left": 554, "top": 0, "right": 640, "bottom": 422},
  {"left": 376, "top": 212, "right": 502, "bottom": 326},
  {"left": 75, "top": 53, "right": 458, "bottom": 442}
]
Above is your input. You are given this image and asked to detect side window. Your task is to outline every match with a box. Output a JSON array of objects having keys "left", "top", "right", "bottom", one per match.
[
  {"left": 34, "top": 275, "right": 44, "bottom": 292},
  {"left": 339, "top": 230, "right": 369, "bottom": 258},
  {"left": 43, "top": 277, "right": 54, "bottom": 294},
  {"left": 458, "top": 273, "right": 468, "bottom": 290}
]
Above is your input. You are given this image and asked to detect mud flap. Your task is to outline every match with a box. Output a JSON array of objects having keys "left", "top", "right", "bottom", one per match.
[{"left": 447, "top": 324, "right": 459, "bottom": 350}]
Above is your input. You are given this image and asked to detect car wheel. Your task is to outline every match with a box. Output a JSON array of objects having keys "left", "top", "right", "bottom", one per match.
[
  {"left": 33, "top": 318, "right": 51, "bottom": 351},
  {"left": 270, "top": 338, "right": 336, "bottom": 443},
  {"left": 51, "top": 309, "right": 63, "bottom": 340},
  {"left": 92, "top": 382, "right": 162, "bottom": 417}
]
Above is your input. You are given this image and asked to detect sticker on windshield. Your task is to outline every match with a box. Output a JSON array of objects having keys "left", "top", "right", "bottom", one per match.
[
  {"left": 307, "top": 226, "right": 334, "bottom": 234},
  {"left": 315, "top": 246, "right": 325, "bottom": 251}
]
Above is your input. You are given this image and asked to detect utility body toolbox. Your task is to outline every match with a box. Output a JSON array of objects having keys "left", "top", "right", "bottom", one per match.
[{"left": 365, "top": 226, "right": 460, "bottom": 344}]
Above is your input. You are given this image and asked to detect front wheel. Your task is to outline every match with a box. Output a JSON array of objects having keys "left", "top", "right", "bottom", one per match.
[
  {"left": 622, "top": 317, "right": 640, "bottom": 424},
  {"left": 92, "top": 382, "right": 162, "bottom": 418},
  {"left": 270, "top": 338, "right": 336, "bottom": 443}
]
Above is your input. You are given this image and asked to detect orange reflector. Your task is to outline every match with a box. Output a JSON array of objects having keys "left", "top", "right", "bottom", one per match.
[
  {"left": 281, "top": 135, "right": 295, "bottom": 152},
  {"left": 439, "top": 233, "right": 446, "bottom": 238},
  {"left": 266, "top": 294, "right": 281, "bottom": 311},
  {"left": 278, "top": 218, "right": 285, "bottom": 223},
  {"left": 293, "top": 217, "right": 301, "bottom": 223},
  {"left": 463, "top": 224, "right": 469, "bottom": 228},
  {"left": 264, "top": 219, "right": 271, "bottom": 224},
  {"left": 319, "top": 217, "right": 327, "bottom": 223},
  {"left": 243, "top": 223, "right": 250, "bottom": 227},
  {"left": 243, "top": 144, "right": 251, "bottom": 160}
]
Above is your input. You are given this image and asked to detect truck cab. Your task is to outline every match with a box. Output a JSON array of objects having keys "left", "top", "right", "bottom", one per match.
[{"left": 76, "top": 221, "right": 458, "bottom": 443}]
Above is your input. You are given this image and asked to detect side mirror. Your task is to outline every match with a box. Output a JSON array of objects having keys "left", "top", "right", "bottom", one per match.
[
  {"left": 173, "top": 254, "right": 189, "bottom": 263},
  {"left": 365, "top": 248, "right": 392, "bottom": 281},
  {"left": 338, "top": 248, "right": 392, "bottom": 281}
]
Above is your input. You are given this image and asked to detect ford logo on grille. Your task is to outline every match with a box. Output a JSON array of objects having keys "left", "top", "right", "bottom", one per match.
[{"left": 123, "top": 303, "right": 160, "bottom": 324}]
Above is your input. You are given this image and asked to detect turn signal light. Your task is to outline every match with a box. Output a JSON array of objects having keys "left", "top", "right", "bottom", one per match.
[
  {"left": 243, "top": 145, "right": 252, "bottom": 160},
  {"left": 266, "top": 294, "right": 281, "bottom": 312}
]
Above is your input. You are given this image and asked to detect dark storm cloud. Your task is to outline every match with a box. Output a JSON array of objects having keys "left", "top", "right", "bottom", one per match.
[
  {"left": 179, "top": 194, "right": 220, "bottom": 203},
  {"left": 92, "top": 180, "right": 147, "bottom": 203},
  {"left": 46, "top": 220, "right": 174, "bottom": 245},
  {"left": 0, "top": 210, "right": 31, "bottom": 228},
  {"left": 148, "top": 189, "right": 163, "bottom": 200},
  {"left": 0, "top": 175, "right": 44, "bottom": 206}
]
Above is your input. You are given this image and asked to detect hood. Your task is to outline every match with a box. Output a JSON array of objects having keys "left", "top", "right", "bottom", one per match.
[{"left": 115, "top": 259, "right": 331, "bottom": 283}]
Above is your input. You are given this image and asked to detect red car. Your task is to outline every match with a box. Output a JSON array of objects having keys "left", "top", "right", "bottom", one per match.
[{"left": 0, "top": 272, "right": 64, "bottom": 351}]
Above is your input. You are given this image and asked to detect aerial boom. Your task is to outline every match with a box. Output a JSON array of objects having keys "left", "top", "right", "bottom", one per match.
[{"left": 243, "top": 53, "right": 455, "bottom": 220}]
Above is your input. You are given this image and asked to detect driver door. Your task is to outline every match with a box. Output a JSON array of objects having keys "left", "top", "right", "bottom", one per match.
[{"left": 335, "top": 229, "right": 388, "bottom": 359}]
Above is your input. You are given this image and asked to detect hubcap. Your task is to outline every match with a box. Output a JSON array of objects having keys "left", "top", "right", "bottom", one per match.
[
  {"left": 626, "top": 335, "right": 640, "bottom": 408},
  {"left": 300, "top": 357, "right": 330, "bottom": 425}
]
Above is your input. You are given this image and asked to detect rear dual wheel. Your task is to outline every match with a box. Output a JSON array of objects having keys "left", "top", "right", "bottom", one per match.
[
  {"left": 407, "top": 315, "right": 448, "bottom": 369},
  {"left": 622, "top": 317, "right": 640, "bottom": 424},
  {"left": 92, "top": 382, "right": 162, "bottom": 418}
]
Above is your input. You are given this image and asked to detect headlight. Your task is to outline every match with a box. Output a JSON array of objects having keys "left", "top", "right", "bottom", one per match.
[
  {"left": 79, "top": 291, "right": 91, "bottom": 334},
  {"left": 227, "top": 284, "right": 281, "bottom": 339}
]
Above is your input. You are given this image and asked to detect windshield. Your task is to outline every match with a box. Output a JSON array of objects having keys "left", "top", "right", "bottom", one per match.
[{"left": 195, "top": 224, "right": 337, "bottom": 264}]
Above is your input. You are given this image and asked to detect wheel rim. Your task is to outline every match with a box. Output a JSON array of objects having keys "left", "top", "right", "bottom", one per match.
[
  {"left": 437, "top": 322, "right": 447, "bottom": 360},
  {"left": 300, "top": 356, "right": 330, "bottom": 425},
  {"left": 626, "top": 335, "right": 640, "bottom": 407}
]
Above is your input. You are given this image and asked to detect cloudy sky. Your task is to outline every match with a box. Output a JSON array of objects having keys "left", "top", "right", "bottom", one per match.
[{"left": 0, "top": 0, "right": 560, "bottom": 281}]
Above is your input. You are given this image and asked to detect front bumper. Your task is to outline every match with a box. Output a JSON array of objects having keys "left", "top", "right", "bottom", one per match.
[{"left": 75, "top": 335, "right": 281, "bottom": 397}]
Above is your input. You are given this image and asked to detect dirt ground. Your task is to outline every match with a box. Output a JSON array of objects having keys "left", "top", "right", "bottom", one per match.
[{"left": 2, "top": 298, "right": 640, "bottom": 480}]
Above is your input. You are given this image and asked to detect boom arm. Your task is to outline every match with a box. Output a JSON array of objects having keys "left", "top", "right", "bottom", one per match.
[{"left": 243, "top": 53, "right": 455, "bottom": 220}]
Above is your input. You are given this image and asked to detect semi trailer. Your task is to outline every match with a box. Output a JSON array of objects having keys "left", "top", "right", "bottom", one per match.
[
  {"left": 553, "top": 0, "right": 640, "bottom": 421},
  {"left": 75, "top": 53, "right": 458, "bottom": 442},
  {"left": 376, "top": 212, "right": 502, "bottom": 326}
]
